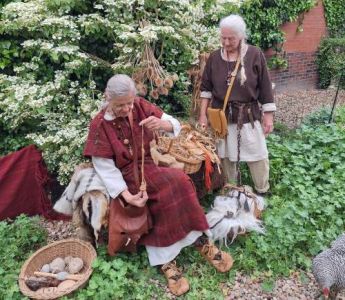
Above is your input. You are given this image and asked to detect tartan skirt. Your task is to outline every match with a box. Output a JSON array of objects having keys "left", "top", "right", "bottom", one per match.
[{"left": 124, "top": 163, "right": 209, "bottom": 247}]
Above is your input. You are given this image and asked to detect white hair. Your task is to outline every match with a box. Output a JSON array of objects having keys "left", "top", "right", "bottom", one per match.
[
  {"left": 219, "top": 14, "right": 248, "bottom": 40},
  {"left": 220, "top": 14, "right": 249, "bottom": 85},
  {"left": 104, "top": 74, "right": 137, "bottom": 102}
]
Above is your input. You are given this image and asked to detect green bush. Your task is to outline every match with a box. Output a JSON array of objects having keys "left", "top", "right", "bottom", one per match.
[
  {"left": 316, "top": 38, "right": 345, "bottom": 89},
  {"left": 240, "top": 0, "right": 315, "bottom": 50},
  {"left": 240, "top": 0, "right": 315, "bottom": 69},
  {"left": 0, "top": 0, "right": 222, "bottom": 183},
  {"left": 323, "top": 0, "right": 345, "bottom": 38},
  {"left": 0, "top": 215, "right": 47, "bottom": 300},
  {"left": 302, "top": 106, "right": 334, "bottom": 125},
  {"left": 0, "top": 0, "right": 326, "bottom": 183},
  {"left": 233, "top": 106, "right": 345, "bottom": 275}
]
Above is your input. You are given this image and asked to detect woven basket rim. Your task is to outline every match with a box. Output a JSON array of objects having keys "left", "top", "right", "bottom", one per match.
[
  {"left": 18, "top": 238, "right": 97, "bottom": 300},
  {"left": 183, "top": 160, "right": 202, "bottom": 174},
  {"left": 168, "top": 151, "right": 202, "bottom": 164},
  {"left": 157, "top": 138, "right": 202, "bottom": 164}
]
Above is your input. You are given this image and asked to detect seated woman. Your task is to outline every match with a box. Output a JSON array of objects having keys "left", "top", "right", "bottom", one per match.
[{"left": 83, "top": 74, "right": 233, "bottom": 296}]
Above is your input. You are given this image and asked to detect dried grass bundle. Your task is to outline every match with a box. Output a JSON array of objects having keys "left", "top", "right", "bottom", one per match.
[
  {"left": 188, "top": 52, "right": 210, "bottom": 119},
  {"left": 155, "top": 123, "right": 220, "bottom": 174},
  {"left": 149, "top": 89, "right": 159, "bottom": 99},
  {"left": 131, "top": 21, "right": 177, "bottom": 100}
]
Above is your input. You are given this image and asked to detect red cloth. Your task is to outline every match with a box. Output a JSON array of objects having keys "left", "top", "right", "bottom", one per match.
[
  {"left": 84, "top": 97, "right": 209, "bottom": 247},
  {"left": 0, "top": 145, "right": 68, "bottom": 220}
]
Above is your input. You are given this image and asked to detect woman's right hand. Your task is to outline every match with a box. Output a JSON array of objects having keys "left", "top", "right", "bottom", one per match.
[
  {"left": 121, "top": 189, "right": 148, "bottom": 207},
  {"left": 198, "top": 114, "right": 208, "bottom": 129}
]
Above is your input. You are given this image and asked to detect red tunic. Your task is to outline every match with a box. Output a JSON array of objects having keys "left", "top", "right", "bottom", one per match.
[{"left": 84, "top": 97, "right": 209, "bottom": 247}]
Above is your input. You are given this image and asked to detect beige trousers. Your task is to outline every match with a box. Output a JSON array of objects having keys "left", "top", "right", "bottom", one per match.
[{"left": 221, "top": 158, "right": 270, "bottom": 193}]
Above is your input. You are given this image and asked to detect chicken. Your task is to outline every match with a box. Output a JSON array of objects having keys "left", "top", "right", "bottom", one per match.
[{"left": 312, "top": 233, "right": 345, "bottom": 299}]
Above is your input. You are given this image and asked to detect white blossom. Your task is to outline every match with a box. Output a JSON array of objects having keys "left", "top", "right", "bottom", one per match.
[{"left": 0, "top": 0, "right": 245, "bottom": 183}]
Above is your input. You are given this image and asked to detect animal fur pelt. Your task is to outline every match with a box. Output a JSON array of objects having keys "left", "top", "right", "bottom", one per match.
[
  {"left": 73, "top": 201, "right": 95, "bottom": 245},
  {"left": 54, "top": 163, "right": 110, "bottom": 215},
  {"left": 54, "top": 163, "right": 110, "bottom": 246},
  {"left": 206, "top": 186, "right": 265, "bottom": 246}
]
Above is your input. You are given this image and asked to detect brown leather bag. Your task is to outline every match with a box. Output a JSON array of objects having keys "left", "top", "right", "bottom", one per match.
[
  {"left": 207, "top": 108, "right": 228, "bottom": 138},
  {"left": 207, "top": 58, "right": 241, "bottom": 138},
  {"left": 108, "top": 198, "right": 152, "bottom": 255}
]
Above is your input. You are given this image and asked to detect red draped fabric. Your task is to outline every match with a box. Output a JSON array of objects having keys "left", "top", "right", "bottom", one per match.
[{"left": 0, "top": 145, "right": 68, "bottom": 220}]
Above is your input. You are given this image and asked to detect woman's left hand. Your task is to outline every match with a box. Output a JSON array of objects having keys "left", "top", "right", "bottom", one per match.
[
  {"left": 262, "top": 112, "right": 274, "bottom": 137},
  {"left": 139, "top": 116, "right": 171, "bottom": 131}
]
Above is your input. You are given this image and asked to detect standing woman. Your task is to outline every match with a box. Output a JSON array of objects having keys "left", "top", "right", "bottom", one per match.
[
  {"left": 84, "top": 74, "right": 233, "bottom": 296},
  {"left": 198, "top": 14, "right": 276, "bottom": 195}
]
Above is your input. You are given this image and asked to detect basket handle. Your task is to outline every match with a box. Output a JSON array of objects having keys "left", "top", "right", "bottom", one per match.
[{"left": 166, "top": 139, "right": 174, "bottom": 154}]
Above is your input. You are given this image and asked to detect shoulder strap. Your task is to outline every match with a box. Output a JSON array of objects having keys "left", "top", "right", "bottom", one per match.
[
  {"left": 128, "top": 110, "right": 140, "bottom": 189},
  {"left": 222, "top": 58, "right": 241, "bottom": 112},
  {"left": 128, "top": 110, "right": 146, "bottom": 192}
]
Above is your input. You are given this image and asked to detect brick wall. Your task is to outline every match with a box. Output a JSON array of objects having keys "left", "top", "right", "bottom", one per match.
[{"left": 265, "top": 1, "right": 327, "bottom": 91}]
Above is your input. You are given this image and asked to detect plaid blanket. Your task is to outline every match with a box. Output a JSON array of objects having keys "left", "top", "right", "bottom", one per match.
[
  {"left": 0, "top": 145, "right": 67, "bottom": 220},
  {"left": 138, "top": 164, "right": 209, "bottom": 247}
]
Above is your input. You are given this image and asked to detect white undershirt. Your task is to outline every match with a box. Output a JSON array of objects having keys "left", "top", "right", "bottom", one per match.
[{"left": 217, "top": 121, "right": 268, "bottom": 161}]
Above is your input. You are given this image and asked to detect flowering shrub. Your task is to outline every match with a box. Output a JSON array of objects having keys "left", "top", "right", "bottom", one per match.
[
  {"left": 0, "top": 0, "right": 231, "bottom": 183},
  {"left": 0, "top": 0, "right": 322, "bottom": 183}
]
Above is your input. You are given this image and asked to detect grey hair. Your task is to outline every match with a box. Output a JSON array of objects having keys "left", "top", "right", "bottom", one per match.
[
  {"left": 220, "top": 14, "right": 249, "bottom": 86},
  {"left": 219, "top": 14, "right": 248, "bottom": 40},
  {"left": 104, "top": 74, "right": 137, "bottom": 102}
]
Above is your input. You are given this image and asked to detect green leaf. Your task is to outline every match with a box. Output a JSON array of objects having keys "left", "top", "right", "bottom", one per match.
[{"left": 261, "top": 279, "right": 275, "bottom": 293}]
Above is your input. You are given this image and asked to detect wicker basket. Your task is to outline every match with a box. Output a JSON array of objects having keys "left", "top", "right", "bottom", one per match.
[
  {"left": 157, "top": 136, "right": 202, "bottom": 174},
  {"left": 170, "top": 152, "right": 202, "bottom": 174},
  {"left": 18, "top": 239, "right": 97, "bottom": 300}
]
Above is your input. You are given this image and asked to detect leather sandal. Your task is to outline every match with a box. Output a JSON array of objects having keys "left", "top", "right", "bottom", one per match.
[
  {"left": 161, "top": 261, "right": 189, "bottom": 296},
  {"left": 197, "top": 241, "right": 233, "bottom": 273}
]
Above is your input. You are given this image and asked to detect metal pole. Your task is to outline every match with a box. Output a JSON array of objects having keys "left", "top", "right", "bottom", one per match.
[{"left": 328, "top": 69, "right": 344, "bottom": 123}]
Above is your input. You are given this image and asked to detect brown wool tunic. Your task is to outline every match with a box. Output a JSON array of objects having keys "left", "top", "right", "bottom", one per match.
[
  {"left": 201, "top": 45, "right": 274, "bottom": 123},
  {"left": 83, "top": 97, "right": 209, "bottom": 247}
]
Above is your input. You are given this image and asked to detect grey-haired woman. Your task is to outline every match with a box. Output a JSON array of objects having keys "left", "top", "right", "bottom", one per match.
[
  {"left": 198, "top": 14, "right": 276, "bottom": 194},
  {"left": 84, "top": 74, "right": 233, "bottom": 296}
]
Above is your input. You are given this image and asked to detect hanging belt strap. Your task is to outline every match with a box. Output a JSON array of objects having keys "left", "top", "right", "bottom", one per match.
[
  {"left": 222, "top": 58, "right": 241, "bottom": 112},
  {"left": 128, "top": 111, "right": 140, "bottom": 189},
  {"left": 128, "top": 110, "right": 146, "bottom": 192}
]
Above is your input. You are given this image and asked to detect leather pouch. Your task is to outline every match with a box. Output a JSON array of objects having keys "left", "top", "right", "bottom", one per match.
[
  {"left": 207, "top": 108, "right": 228, "bottom": 138},
  {"left": 108, "top": 198, "right": 152, "bottom": 255}
]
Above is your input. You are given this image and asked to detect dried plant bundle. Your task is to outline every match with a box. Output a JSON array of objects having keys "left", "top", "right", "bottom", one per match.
[
  {"left": 157, "top": 86, "right": 169, "bottom": 96},
  {"left": 189, "top": 52, "right": 210, "bottom": 118},
  {"left": 150, "top": 89, "right": 159, "bottom": 99},
  {"left": 156, "top": 123, "right": 220, "bottom": 173},
  {"left": 163, "top": 77, "right": 174, "bottom": 88},
  {"left": 136, "top": 82, "right": 148, "bottom": 96},
  {"left": 131, "top": 21, "right": 176, "bottom": 100}
]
